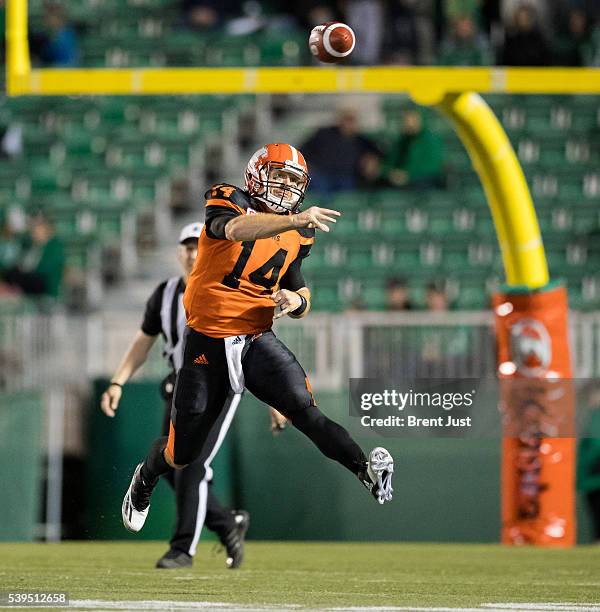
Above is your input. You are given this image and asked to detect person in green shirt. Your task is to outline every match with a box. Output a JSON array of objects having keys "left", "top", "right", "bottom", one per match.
[
  {"left": 554, "top": 8, "right": 595, "bottom": 67},
  {"left": 438, "top": 15, "right": 492, "bottom": 66},
  {"left": 0, "top": 212, "right": 23, "bottom": 274},
  {"left": 382, "top": 108, "right": 445, "bottom": 190},
  {"left": 1, "top": 213, "right": 65, "bottom": 299},
  {"left": 445, "top": 0, "right": 482, "bottom": 24}
]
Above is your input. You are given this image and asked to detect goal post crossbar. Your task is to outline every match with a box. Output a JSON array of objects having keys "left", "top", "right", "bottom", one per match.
[{"left": 7, "top": 66, "right": 600, "bottom": 97}]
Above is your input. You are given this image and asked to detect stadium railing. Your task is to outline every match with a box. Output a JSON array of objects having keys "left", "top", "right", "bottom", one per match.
[{"left": 3, "top": 308, "right": 600, "bottom": 541}]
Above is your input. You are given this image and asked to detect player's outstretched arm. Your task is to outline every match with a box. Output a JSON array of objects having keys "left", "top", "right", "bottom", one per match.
[
  {"left": 100, "top": 330, "right": 156, "bottom": 417},
  {"left": 225, "top": 206, "right": 340, "bottom": 242}
]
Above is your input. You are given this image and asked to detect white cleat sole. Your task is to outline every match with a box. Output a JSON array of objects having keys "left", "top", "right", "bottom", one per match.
[
  {"left": 367, "top": 447, "right": 394, "bottom": 505},
  {"left": 122, "top": 463, "right": 150, "bottom": 533}
]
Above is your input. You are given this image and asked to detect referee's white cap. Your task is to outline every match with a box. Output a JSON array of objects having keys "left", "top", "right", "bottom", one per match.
[{"left": 179, "top": 222, "right": 204, "bottom": 244}]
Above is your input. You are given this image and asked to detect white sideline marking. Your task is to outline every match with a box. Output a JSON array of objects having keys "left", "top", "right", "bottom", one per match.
[
  {"left": 11, "top": 601, "right": 600, "bottom": 612},
  {"left": 333, "top": 607, "right": 600, "bottom": 612},
  {"left": 67, "top": 601, "right": 302, "bottom": 611},
  {"left": 484, "top": 606, "right": 600, "bottom": 611}
]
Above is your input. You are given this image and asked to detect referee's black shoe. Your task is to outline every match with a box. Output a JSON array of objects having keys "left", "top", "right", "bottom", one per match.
[
  {"left": 155, "top": 549, "right": 193, "bottom": 569},
  {"left": 221, "top": 509, "right": 250, "bottom": 569}
]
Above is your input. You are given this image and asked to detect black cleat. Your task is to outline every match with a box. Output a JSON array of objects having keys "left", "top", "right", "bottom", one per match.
[
  {"left": 155, "top": 549, "right": 193, "bottom": 569},
  {"left": 221, "top": 509, "right": 250, "bottom": 569}
]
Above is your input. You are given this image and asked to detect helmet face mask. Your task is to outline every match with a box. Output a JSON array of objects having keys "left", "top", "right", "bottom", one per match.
[
  {"left": 263, "top": 162, "right": 309, "bottom": 213},
  {"left": 245, "top": 144, "right": 310, "bottom": 214}
]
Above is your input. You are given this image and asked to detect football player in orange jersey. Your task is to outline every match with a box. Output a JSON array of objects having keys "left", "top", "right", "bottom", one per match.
[{"left": 122, "top": 144, "right": 394, "bottom": 536}]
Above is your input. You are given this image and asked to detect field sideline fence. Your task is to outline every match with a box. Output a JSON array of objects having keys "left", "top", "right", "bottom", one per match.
[
  {"left": 5, "top": 310, "right": 600, "bottom": 392},
  {"left": 2, "top": 309, "right": 600, "bottom": 540}
]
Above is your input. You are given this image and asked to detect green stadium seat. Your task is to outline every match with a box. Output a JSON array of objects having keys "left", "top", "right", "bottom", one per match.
[
  {"left": 301, "top": 250, "right": 324, "bottom": 271},
  {"left": 258, "top": 32, "right": 308, "bottom": 66},
  {"left": 441, "top": 246, "right": 469, "bottom": 271},
  {"left": 380, "top": 216, "right": 408, "bottom": 237},
  {"left": 428, "top": 213, "right": 453, "bottom": 236},
  {"left": 347, "top": 249, "right": 372, "bottom": 272},
  {"left": 92, "top": 205, "right": 130, "bottom": 239},
  {"left": 454, "top": 285, "right": 488, "bottom": 309},
  {"left": 330, "top": 192, "right": 371, "bottom": 213},
  {"left": 311, "top": 284, "right": 341, "bottom": 311},
  {"left": 363, "top": 285, "right": 386, "bottom": 310},
  {"left": 373, "top": 189, "right": 417, "bottom": 211},
  {"left": 28, "top": 162, "right": 72, "bottom": 195},
  {"left": 333, "top": 214, "right": 360, "bottom": 238},
  {"left": 392, "top": 249, "right": 420, "bottom": 271}
]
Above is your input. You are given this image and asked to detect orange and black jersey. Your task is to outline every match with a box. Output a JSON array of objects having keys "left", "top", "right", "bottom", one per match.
[{"left": 184, "top": 183, "right": 314, "bottom": 338}]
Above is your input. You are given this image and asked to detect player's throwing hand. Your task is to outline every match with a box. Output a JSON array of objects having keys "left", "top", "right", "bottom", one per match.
[{"left": 292, "top": 206, "right": 340, "bottom": 233}]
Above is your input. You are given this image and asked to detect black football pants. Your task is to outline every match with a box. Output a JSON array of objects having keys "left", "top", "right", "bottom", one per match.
[
  {"left": 160, "top": 400, "right": 235, "bottom": 556},
  {"left": 167, "top": 327, "right": 366, "bottom": 475}
]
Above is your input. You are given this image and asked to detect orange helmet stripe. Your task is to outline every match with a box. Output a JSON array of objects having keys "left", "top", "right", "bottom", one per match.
[{"left": 262, "top": 143, "right": 308, "bottom": 172}]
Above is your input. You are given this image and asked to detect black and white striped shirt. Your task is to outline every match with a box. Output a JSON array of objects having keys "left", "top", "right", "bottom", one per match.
[{"left": 141, "top": 276, "right": 187, "bottom": 372}]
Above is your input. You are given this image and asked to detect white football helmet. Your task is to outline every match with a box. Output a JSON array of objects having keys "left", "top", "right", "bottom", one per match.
[{"left": 244, "top": 143, "right": 310, "bottom": 213}]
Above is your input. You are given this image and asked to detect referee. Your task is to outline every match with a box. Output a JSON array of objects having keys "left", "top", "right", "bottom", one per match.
[{"left": 100, "top": 222, "right": 250, "bottom": 569}]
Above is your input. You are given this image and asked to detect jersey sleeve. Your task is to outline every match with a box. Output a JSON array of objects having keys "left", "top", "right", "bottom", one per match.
[
  {"left": 205, "top": 205, "right": 240, "bottom": 240},
  {"left": 296, "top": 226, "right": 315, "bottom": 259},
  {"left": 141, "top": 281, "right": 167, "bottom": 336},
  {"left": 204, "top": 184, "right": 249, "bottom": 240},
  {"left": 279, "top": 228, "right": 315, "bottom": 291},
  {"left": 279, "top": 257, "right": 306, "bottom": 292}
]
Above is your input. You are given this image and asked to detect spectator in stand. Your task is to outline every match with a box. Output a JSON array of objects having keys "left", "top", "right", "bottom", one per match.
[
  {"left": 499, "top": 3, "right": 550, "bottom": 66},
  {"left": 181, "top": 0, "right": 233, "bottom": 31},
  {"left": 445, "top": 0, "right": 484, "bottom": 24},
  {"left": 426, "top": 280, "right": 449, "bottom": 311},
  {"left": 381, "top": 108, "right": 445, "bottom": 190},
  {"left": 285, "top": 0, "right": 340, "bottom": 29},
  {"left": 383, "top": 0, "right": 420, "bottom": 65},
  {"left": 33, "top": 2, "right": 79, "bottom": 67},
  {"left": 565, "top": 2, "right": 600, "bottom": 65},
  {"left": 590, "top": 25, "right": 600, "bottom": 66},
  {"left": 578, "top": 0, "right": 600, "bottom": 24},
  {"left": 385, "top": 277, "right": 413, "bottom": 310},
  {"left": 439, "top": 14, "right": 492, "bottom": 65},
  {"left": 418, "top": 280, "right": 473, "bottom": 375},
  {"left": 344, "top": 0, "right": 385, "bottom": 64},
  {"left": 300, "top": 107, "right": 381, "bottom": 194},
  {"left": 500, "top": 0, "right": 553, "bottom": 35},
  {"left": 555, "top": 8, "right": 594, "bottom": 66},
  {"left": 1, "top": 213, "right": 65, "bottom": 299},
  {"left": 0, "top": 210, "right": 24, "bottom": 276}
]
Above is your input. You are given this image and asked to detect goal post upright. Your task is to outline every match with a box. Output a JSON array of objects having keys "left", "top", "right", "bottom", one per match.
[
  {"left": 431, "top": 92, "right": 574, "bottom": 547},
  {"left": 433, "top": 92, "right": 548, "bottom": 289},
  {"left": 6, "top": 0, "right": 31, "bottom": 95}
]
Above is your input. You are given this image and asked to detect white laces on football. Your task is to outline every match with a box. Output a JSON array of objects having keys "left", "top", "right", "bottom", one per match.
[{"left": 371, "top": 450, "right": 394, "bottom": 505}]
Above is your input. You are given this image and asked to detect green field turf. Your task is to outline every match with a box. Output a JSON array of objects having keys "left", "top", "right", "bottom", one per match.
[{"left": 0, "top": 541, "right": 599, "bottom": 611}]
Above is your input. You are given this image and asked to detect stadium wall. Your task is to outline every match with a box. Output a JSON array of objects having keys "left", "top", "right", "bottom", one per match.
[
  {"left": 86, "top": 383, "right": 596, "bottom": 543},
  {"left": 86, "top": 383, "right": 504, "bottom": 542},
  {"left": 0, "top": 390, "right": 43, "bottom": 541},
  {"left": 85, "top": 379, "right": 233, "bottom": 541}
]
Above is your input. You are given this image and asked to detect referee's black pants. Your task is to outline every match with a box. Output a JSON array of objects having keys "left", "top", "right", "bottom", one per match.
[
  {"left": 166, "top": 327, "right": 366, "bottom": 476},
  {"left": 161, "top": 393, "right": 236, "bottom": 556}
]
